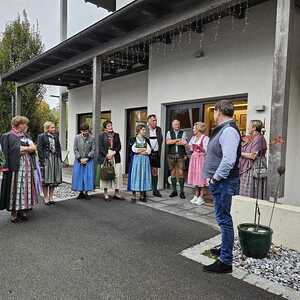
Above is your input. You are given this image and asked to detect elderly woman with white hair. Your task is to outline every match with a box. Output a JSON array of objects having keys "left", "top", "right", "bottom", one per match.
[
  {"left": 0, "top": 116, "right": 39, "bottom": 222},
  {"left": 187, "top": 122, "right": 209, "bottom": 206},
  {"left": 37, "top": 121, "right": 62, "bottom": 205}
]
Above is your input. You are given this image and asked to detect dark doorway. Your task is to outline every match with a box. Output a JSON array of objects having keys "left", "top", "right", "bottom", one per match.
[
  {"left": 125, "top": 107, "right": 148, "bottom": 173},
  {"left": 164, "top": 98, "right": 248, "bottom": 186},
  {"left": 77, "top": 111, "right": 111, "bottom": 133}
]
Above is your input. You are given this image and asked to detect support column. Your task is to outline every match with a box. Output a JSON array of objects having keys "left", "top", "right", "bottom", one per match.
[
  {"left": 59, "top": 90, "right": 67, "bottom": 150},
  {"left": 92, "top": 56, "right": 102, "bottom": 154},
  {"left": 60, "top": 0, "right": 67, "bottom": 41},
  {"left": 268, "top": 0, "right": 295, "bottom": 197},
  {"left": 59, "top": 0, "right": 68, "bottom": 151},
  {"left": 15, "top": 85, "right": 21, "bottom": 116}
]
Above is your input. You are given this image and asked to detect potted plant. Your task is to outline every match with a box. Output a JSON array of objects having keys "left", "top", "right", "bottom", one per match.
[{"left": 238, "top": 135, "right": 285, "bottom": 259}]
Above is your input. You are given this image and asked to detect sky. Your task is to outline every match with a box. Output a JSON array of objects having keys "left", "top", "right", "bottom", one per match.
[{"left": 0, "top": 0, "right": 109, "bottom": 107}]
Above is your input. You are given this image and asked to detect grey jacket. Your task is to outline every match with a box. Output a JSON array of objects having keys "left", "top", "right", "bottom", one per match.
[{"left": 73, "top": 134, "right": 95, "bottom": 161}]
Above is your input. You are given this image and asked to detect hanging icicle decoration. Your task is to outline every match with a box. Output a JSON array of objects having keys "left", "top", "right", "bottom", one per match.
[
  {"left": 214, "top": 8, "right": 220, "bottom": 42},
  {"left": 231, "top": 4, "right": 235, "bottom": 31},
  {"left": 243, "top": 0, "right": 250, "bottom": 31},
  {"left": 188, "top": 20, "right": 192, "bottom": 45}
]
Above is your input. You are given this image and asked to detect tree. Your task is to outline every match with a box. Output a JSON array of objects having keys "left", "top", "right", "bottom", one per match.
[
  {"left": 30, "top": 101, "right": 59, "bottom": 139},
  {"left": 0, "top": 10, "right": 45, "bottom": 139}
]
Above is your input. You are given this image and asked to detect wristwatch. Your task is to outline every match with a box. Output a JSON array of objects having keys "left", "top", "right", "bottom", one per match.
[{"left": 209, "top": 177, "right": 220, "bottom": 184}]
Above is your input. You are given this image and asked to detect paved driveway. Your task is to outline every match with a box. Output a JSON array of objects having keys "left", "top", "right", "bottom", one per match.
[{"left": 0, "top": 197, "right": 282, "bottom": 300}]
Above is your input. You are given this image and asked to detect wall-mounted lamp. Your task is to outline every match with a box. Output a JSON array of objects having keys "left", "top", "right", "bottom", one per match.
[{"left": 255, "top": 105, "right": 266, "bottom": 112}]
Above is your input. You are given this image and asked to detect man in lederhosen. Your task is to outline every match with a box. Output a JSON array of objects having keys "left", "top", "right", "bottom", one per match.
[
  {"left": 146, "top": 114, "right": 163, "bottom": 197},
  {"left": 166, "top": 119, "right": 187, "bottom": 199}
]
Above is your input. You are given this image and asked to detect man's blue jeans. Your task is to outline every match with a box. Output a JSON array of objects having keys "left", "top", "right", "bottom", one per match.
[{"left": 209, "top": 177, "right": 240, "bottom": 265}]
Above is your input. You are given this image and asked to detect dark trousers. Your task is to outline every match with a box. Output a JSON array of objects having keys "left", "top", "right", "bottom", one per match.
[{"left": 209, "top": 177, "right": 240, "bottom": 265}]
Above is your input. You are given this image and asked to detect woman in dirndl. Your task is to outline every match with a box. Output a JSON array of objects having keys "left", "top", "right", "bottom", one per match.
[
  {"left": 128, "top": 124, "right": 152, "bottom": 203},
  {"left": 72, "top": 123, "right": 95, "bottom": 200},
  {"left": 98, "top": 120, "right": 123, "bottom": 201},
  {"left": 239, "top": 120, "right": 268, "bottom": 199},
  {"left": 0, "top": 116, "right": 39, "bottom": 223},
  {"left": 37, "top": 121, "right": 62, "bottom": 205},
  {"left": 187, "top": 122, "right": 209, "bottom": 206}
]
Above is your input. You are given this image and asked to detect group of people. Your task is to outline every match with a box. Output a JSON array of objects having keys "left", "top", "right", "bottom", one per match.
[
  {"left": 0, "top": 117, "right": 63, "bottom": 223},
  {"left": 0, "top": 100, "right": 268, "bottom": 274}
]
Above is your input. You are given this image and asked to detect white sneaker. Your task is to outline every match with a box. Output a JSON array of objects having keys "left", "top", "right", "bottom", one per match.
[
  {"left": 190, "top": 196, "right": 198, "bottom": 204},
  {"left": 195, "top": 197, "right": 205, "bottom": 206}
]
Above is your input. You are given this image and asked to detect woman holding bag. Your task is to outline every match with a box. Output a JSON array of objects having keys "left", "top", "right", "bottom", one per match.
[
  {"left": 239, "top": 120, "right": 268, "bottom": 199},
  {"left": 98, "top": 121, "right": 123, "bottom": 201}
]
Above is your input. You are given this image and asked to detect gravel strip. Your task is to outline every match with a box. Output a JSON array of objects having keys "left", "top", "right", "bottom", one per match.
[
  {"left": 54, "top": 183, "right": 78, "bottom": 199},
  {"left": 233, "top": 239, "right": 300, "bottom": 292}
]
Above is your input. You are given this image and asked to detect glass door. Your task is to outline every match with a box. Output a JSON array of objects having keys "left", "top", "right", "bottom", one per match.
[
  {"left": 165, "top": 103, "right": 203, "bottom": 185},
  {"left": 125, "top": 107, "right": 148, "bottom": 173}
]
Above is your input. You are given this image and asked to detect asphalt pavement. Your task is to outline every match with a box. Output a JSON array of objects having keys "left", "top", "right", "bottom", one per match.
[{"left": 0, "top": 196, "right": 282, "bottom": 300}]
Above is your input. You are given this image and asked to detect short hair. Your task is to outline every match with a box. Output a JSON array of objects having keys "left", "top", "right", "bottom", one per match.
[
  {"left": 194, "top": 122, "right": 206, "bottom": 134},
  {"left": 214, "top": 100, "right": 234, "bottom": 117},
  {"left": 136, "top": 124, "right": 146, "bottom": 135},
  {"left": 147, "top": 114, "right": 157, "bottom": 120},
  {"left": 44, "top": 121, "right": 55, "bottom": 133},
  {"left": 103, "top": 120, "right": 112, "bottom": 129},
  {"left": 172, "top": 119, "right": 180, "bottom": 124},
  {"left": 250, "top": 120, "right": 264, "bottom": 133},
  {"left": 80, "top": 123, "right": 89, "bottom": 131},
  {"left": 11, "top": 116, "right": 29, "bottom": 128}
]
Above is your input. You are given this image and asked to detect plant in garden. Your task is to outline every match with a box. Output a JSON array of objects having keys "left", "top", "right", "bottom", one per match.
[{"left": 0, "top": 10, "right": 54, "bottom": 140}]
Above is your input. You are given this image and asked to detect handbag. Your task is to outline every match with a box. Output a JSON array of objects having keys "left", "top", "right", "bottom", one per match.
[
  {"left": 100, "top": 159, "right": 116, "bottom": 181},
  {"left": 252, "top": 155, "right": 268, "bottom": 179}
]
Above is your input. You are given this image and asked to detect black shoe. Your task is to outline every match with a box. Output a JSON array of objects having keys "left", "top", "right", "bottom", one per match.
[
  {"left": 49, "top": 201, "right": 56, "bottom": 205},
  {"left": 179, "top": 192, "right": 185, "bottom": 199},
  {"left": 153, "top": 190, "right": 162, "bottom": 197},
  {"left": 139, "top": 197, "right": 147, "bottom": 203},
  {"left": 131, "top": 198, "right": 137, "bottom": 203},
  {"left": 203, "top": 259, "right": 232, "bottom": 274},
  {"left": 77, "top": 192, "right": 85, "bottom": 200},
  {"left": 85, "top": 194, "right": 91, "bottom": 200},
  {"left": 169, "top": 191, "right": 178, "bottom": 198},
  {"left": 210, "top": 247, "right": 221, "bottom": 257}
]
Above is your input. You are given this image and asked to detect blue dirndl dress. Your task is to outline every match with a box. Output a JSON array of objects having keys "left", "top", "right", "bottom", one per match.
[
  {"left": 128, "top": 137, "right": 152, "bottom": 192},
  {"left": 72, "top": 159, "right": 94, "bottom": 192}
]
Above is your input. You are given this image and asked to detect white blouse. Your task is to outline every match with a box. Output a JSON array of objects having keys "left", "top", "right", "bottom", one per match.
[
  {"left": 188, "top": 135, "right": 209, "bottom": 152},
  {"left": 132, "top": 137, "right": 151, "bottom": 155}
]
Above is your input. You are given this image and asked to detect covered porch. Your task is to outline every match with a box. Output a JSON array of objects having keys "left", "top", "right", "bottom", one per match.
[{"left": 1, "top": 0, "right": 300, "bottom": 205}]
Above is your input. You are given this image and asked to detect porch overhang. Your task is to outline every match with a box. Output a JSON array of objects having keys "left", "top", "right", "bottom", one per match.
[
  {"left": 84, "top": 0, "right": 116, "bottom": 12},
  {"left": 1, "top": 0, "right": 268, "bottom": 89}
]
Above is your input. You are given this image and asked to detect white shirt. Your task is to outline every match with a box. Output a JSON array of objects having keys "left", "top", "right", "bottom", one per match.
[
  {"left": 166, "top": 130, "right": 187, "bottom": 153},
  {"left": 149, "top": 127, "right": 159, "bottom": 152}
]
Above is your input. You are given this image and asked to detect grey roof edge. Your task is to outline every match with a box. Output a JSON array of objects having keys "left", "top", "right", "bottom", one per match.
[{"left": 1, "top": 0, "right": 141, "bottom": 81}]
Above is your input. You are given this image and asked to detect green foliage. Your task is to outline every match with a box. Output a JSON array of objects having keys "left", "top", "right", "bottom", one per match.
[{"left": 0, "top": 10, "right": 45, "bottom": 140}]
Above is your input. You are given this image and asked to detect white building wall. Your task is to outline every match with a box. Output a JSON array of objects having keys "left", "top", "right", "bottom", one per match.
[
  {"left": 147, "top": 1, "right": 275, "bottom": 127},
  {"left": 285, "top": 8, "right": 300, "bottom": 207},
  {"left": 67, "top": 71, "right": 148, "bottom": 168},
  {"left": 147, "top": 0, "right": 276, "bottom": 192}
]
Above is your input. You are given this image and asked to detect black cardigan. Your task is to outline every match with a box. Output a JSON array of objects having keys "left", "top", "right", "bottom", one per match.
[
  {"left": 0, "top": 132, "right": 21, "bottom": 172},
  {"left": 98, "top": 132, "right": 121, "bottom": 164},
  {"left": 37, "top": 133, "right": 62, "bottom": 166}
]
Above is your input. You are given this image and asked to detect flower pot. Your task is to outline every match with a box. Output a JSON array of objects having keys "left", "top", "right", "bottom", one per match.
[{"left": 238, "top": 223, "right": 273, "bottom": 259}]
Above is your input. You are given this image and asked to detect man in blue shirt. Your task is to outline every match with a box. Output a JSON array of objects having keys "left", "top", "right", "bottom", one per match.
[{"left": 203, "top": 100, "right": 241, "bottom": 274}]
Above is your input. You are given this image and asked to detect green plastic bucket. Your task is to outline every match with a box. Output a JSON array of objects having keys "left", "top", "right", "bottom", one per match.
[{"left": 238, "top": 223, "right": 273, "bottom": 259}]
